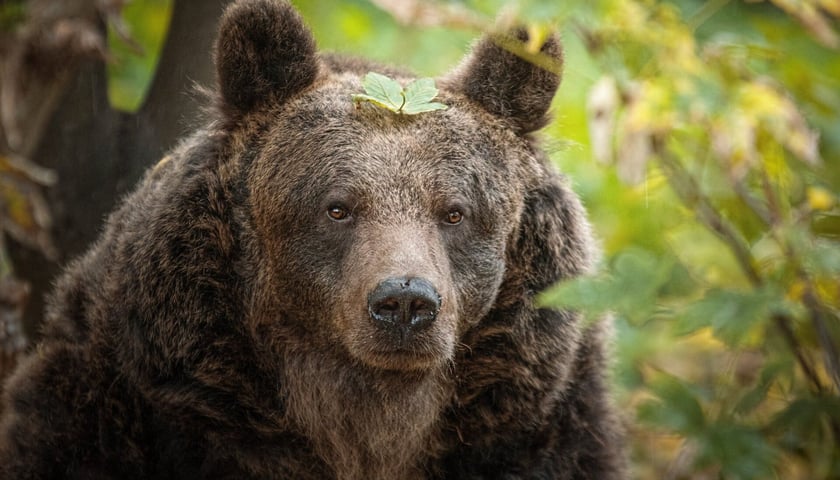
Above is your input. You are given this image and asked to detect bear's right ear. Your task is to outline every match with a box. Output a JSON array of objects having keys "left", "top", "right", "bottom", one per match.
[
  {"left": 446, "top": 30, "right": 563, "bottom": 135},
  {"left": 215, "top": 0, "right": 318, "bottom": 115}
]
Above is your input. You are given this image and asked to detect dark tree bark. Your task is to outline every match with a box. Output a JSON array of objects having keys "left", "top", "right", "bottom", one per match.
[{"left": 2, "top": 0, "right": 229, "bottom": 379}]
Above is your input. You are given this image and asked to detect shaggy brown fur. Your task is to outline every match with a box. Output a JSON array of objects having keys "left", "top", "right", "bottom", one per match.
[{"left": 0, "top": 0, "right": 625, "bottom": 478}]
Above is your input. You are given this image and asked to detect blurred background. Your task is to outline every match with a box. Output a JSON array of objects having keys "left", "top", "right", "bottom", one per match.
[{"left": 1, "top": 0, "right": 838, "bottom": 478}]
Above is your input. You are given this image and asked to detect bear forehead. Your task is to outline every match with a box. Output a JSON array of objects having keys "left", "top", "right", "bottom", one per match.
[
  {"left": 281, "top": 75, "right": 523, "bottom": 151},
  {"left": 254, "top": 76, "right": 530, "bottom": 177}
]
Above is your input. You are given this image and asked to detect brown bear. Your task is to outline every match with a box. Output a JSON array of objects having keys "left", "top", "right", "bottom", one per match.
[{"left": 0, "top": 0, "right": 624, "bottom": 478}]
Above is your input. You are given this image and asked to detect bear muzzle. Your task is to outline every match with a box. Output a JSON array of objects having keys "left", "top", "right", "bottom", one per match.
[{"left": 367, "top": 276, "right": 441, "bottom": 345}]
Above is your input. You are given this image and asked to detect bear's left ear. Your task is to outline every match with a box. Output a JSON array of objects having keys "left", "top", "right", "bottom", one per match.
[
  {"left": 498, "top": 176, "right": 595, "bottom": 309},
  {"left": 446, "top": 30, "right": 562, "bottom": 134},
  {"left": 215, "top": 0, "right": 318, "bottom": 115}
]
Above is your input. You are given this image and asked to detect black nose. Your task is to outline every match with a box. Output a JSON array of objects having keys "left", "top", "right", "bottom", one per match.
[{"left": 368, "top": 277, "right": 441, "bottom": 336}]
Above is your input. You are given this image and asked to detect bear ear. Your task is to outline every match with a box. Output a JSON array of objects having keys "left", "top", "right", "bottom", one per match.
[
  {"left": 215, "top": 0, "right": 318, "bottom": 115},
  {"left": 499, "top": 177, "right": 594, "bottom": 308},
  {"left": 447, "top": 30, "right": 563, "bottom": 134}
]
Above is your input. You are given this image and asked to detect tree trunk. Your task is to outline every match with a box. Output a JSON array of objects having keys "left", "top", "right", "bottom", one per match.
[{"left": 1, "top": 0, "right": 228, "bottom": 385}]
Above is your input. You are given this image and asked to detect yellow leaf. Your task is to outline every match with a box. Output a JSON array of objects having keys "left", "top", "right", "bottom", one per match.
[
  {"left": 807, "top": 186, "right": 835, "bottom": 211},
  {"left": 787, "top": 280, "right": 806, "bottom": 302},
  {"left": 815, "top": 276, "right": 840, "bottom": 308},
  {"left": 738, "top": 83, "right": 786, "bottom": 119},
  {"left": 525, "top": 23, "right": 550, "bottom": 54},
  {"left": 819, "top": 0, "right": 840, "bottom": 17}
]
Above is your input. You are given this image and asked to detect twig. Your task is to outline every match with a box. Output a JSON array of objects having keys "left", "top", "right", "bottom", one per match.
[
  {"left": 655, "top": 149, "right": 762, "bottom": 286},
  {"left": 772, "top": 313, "right": 824, "bottom": 394},
  {"left": 803, "top": 291, "right": 840, "bottom": 392},
  {"left": 653, "top": 141, "right": 827, "bottom": 395},
  {"left": 743, "top": 164, "right": 840, "bottom": 393},
  {"left": 733, "top": 181, "right": 772, "bottom": 226}
]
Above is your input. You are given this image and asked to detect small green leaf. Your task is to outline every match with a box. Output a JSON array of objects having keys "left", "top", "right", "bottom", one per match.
[
  {"left": 402, "top": 78, "right": 447, "bottom": 114},
  {"left": 675, "top": 286, "right": 782, "bottom": 346},
  {"left": 402, "top": 101, "right": 448, "bottom": 115},
  {"left": 733, "top": 361, "right": 789, "bottom": 415},
  {"left": 353, "top": 72, "right": 447, "bottom": 115},
  {"left": 699, "top": 424, "right": 778, "bottom": 479},
  {"left": 355, "top": 72, "right": 404, "bottom": 112},
  {"left": 770, "top": 396, "right": 840, "bottom": 435},
  {"left": 538, "top": 249, "right": 679, "bottom": 324},
  {"left": 638, "top": 373, "right": 706, "bottom": 434}
]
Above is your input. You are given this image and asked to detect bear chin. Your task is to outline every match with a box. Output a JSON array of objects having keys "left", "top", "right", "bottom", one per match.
[
  {"left": 356, "top": 350, "right": 450, "bottom": 372},
  {"left": 345, "top": 328, "right": 456, "bottom": 372}
]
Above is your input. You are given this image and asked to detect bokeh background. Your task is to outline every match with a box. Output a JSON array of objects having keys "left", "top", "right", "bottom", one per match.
[{"left": 1, "top": 0, "right": 838, "bottom": 478}]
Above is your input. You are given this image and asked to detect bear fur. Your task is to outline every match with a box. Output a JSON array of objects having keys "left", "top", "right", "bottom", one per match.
[{"left": 0, "top": 0, "right": 625, "bottom": 478}]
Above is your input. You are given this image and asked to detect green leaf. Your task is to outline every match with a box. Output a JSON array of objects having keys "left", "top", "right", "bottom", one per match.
[
  {"left": 770, "top": 396, "right": 840, "bottom": 437},
  {"left": 358, "top": 72, "right": 404, "bottom": 112},
  {"left": 351, "top": 94, "right": 397, "bottom": 112},
  {"left": 802, "top": 236, "right": 840, "bottom": 275},
  {"left": 537, "top": 274, "right": 611, "bottom": 316},
  {"left": 675, "top": 286, "right": 782, "bottom": 346},
  {"left": 402, "top": 78, "right": 447, "bottom": 114},
  {"left": 698, "top": 424, "right": 777, "bottom": 479},
  {"left": 733, "top": 361, "right": 789, "bottom": 415},
  {"left": 353, "top": 73, "right": 447, "bottom": 115},
  {"left": 538, "top": 249, "right": 679, "bottom": 324},
  {"left": 638, "top": 373, "right": 706, "bottom": 434}
]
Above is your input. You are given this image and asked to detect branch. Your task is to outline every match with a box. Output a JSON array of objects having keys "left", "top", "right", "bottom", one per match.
[
  {"left": 733, "top": 163, "right": 840, "bottom": 393},
  {"left": 653, "top": 141, "right": 827, "bottom": 394},
  {"left": 803, "top": 293, "right": 840, "bottom": 392},
  {"left": 655, "top": 148, "right": 762, "bottom": 286}
]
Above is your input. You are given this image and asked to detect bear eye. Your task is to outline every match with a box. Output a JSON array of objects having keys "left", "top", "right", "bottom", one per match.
[
  {"left": 444, "top": 209, "right": 464, "bottom": 225},
  {"left": 327, "top": 205, "right": 351, "bottom": 221}
]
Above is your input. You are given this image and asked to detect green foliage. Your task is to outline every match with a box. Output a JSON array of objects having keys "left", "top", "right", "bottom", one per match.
[
  {"left": 106, "top": 0, "right": 173, "bottom": 112},
  {"left": 540, "top": 249, "right": 694, "bottom": 326},
  {"left": 108, "top": 0, "right": 840, "bottom": 477},
  {"left": 0, "top": 1, "right": 25, "bottom": 32},
  {"left": 353, "top": 73, "right": 447, "bottom": 115},
  {"left": 638, "top": 373, "right": 706, "bottom": 434},
  {"left": 530, "top": 0, "right": 840, "bottom": 477},
  {"left": 676, "top": 287, "right": 784, "bottom": 346}
]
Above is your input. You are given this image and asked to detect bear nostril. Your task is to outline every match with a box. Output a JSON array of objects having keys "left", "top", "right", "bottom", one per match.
[
  {"left": 368, "top": 277, "right": 441, "bottom": 336},
  {"left": 378, "top": 299, "right": 400, "bottom": 313},
  {"left": 411, "top": 298, "right": 433, "bottom": 316}
]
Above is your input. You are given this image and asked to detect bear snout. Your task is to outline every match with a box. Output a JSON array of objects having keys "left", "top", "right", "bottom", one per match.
[{"left": 368, "top": 277, "right": 441, "bottom": 342}]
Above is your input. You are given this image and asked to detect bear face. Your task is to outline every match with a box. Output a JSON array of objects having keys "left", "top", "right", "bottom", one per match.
[
  {"left": 212, "top": 0, "right": 566, "bottom": 376},
  {"left": 244, "top": 80, "right": 537, "bottom": 372}
]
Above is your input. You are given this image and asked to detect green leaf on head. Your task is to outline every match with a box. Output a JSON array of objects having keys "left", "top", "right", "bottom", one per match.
[{"left": 353, "top": 72, "right": 447, "bottom": 115}]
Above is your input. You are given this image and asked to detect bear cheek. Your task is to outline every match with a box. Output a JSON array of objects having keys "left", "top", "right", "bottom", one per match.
[
  {"left": 246, "top": 203, "right": 350, "bottom": 338},
  {"left": 454, "top": 255, "right": 507, "bottom": 329},
  {"left": 440, "top": 219, "right": 510, "bottom": 329}
]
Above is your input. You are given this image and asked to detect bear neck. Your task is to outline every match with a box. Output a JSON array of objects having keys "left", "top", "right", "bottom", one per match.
[{"left": 281, "top": 348, "right": 451, "bottom": 480}]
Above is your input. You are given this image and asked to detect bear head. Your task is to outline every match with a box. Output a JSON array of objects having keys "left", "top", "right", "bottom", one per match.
[{"left": 212, "top": 0, "right": 578, "bottom": 374}]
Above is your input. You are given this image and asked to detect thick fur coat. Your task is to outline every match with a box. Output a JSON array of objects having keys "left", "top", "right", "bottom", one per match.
[{"left": 0, "top": 1, "right": 624, "bottom": 478}]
